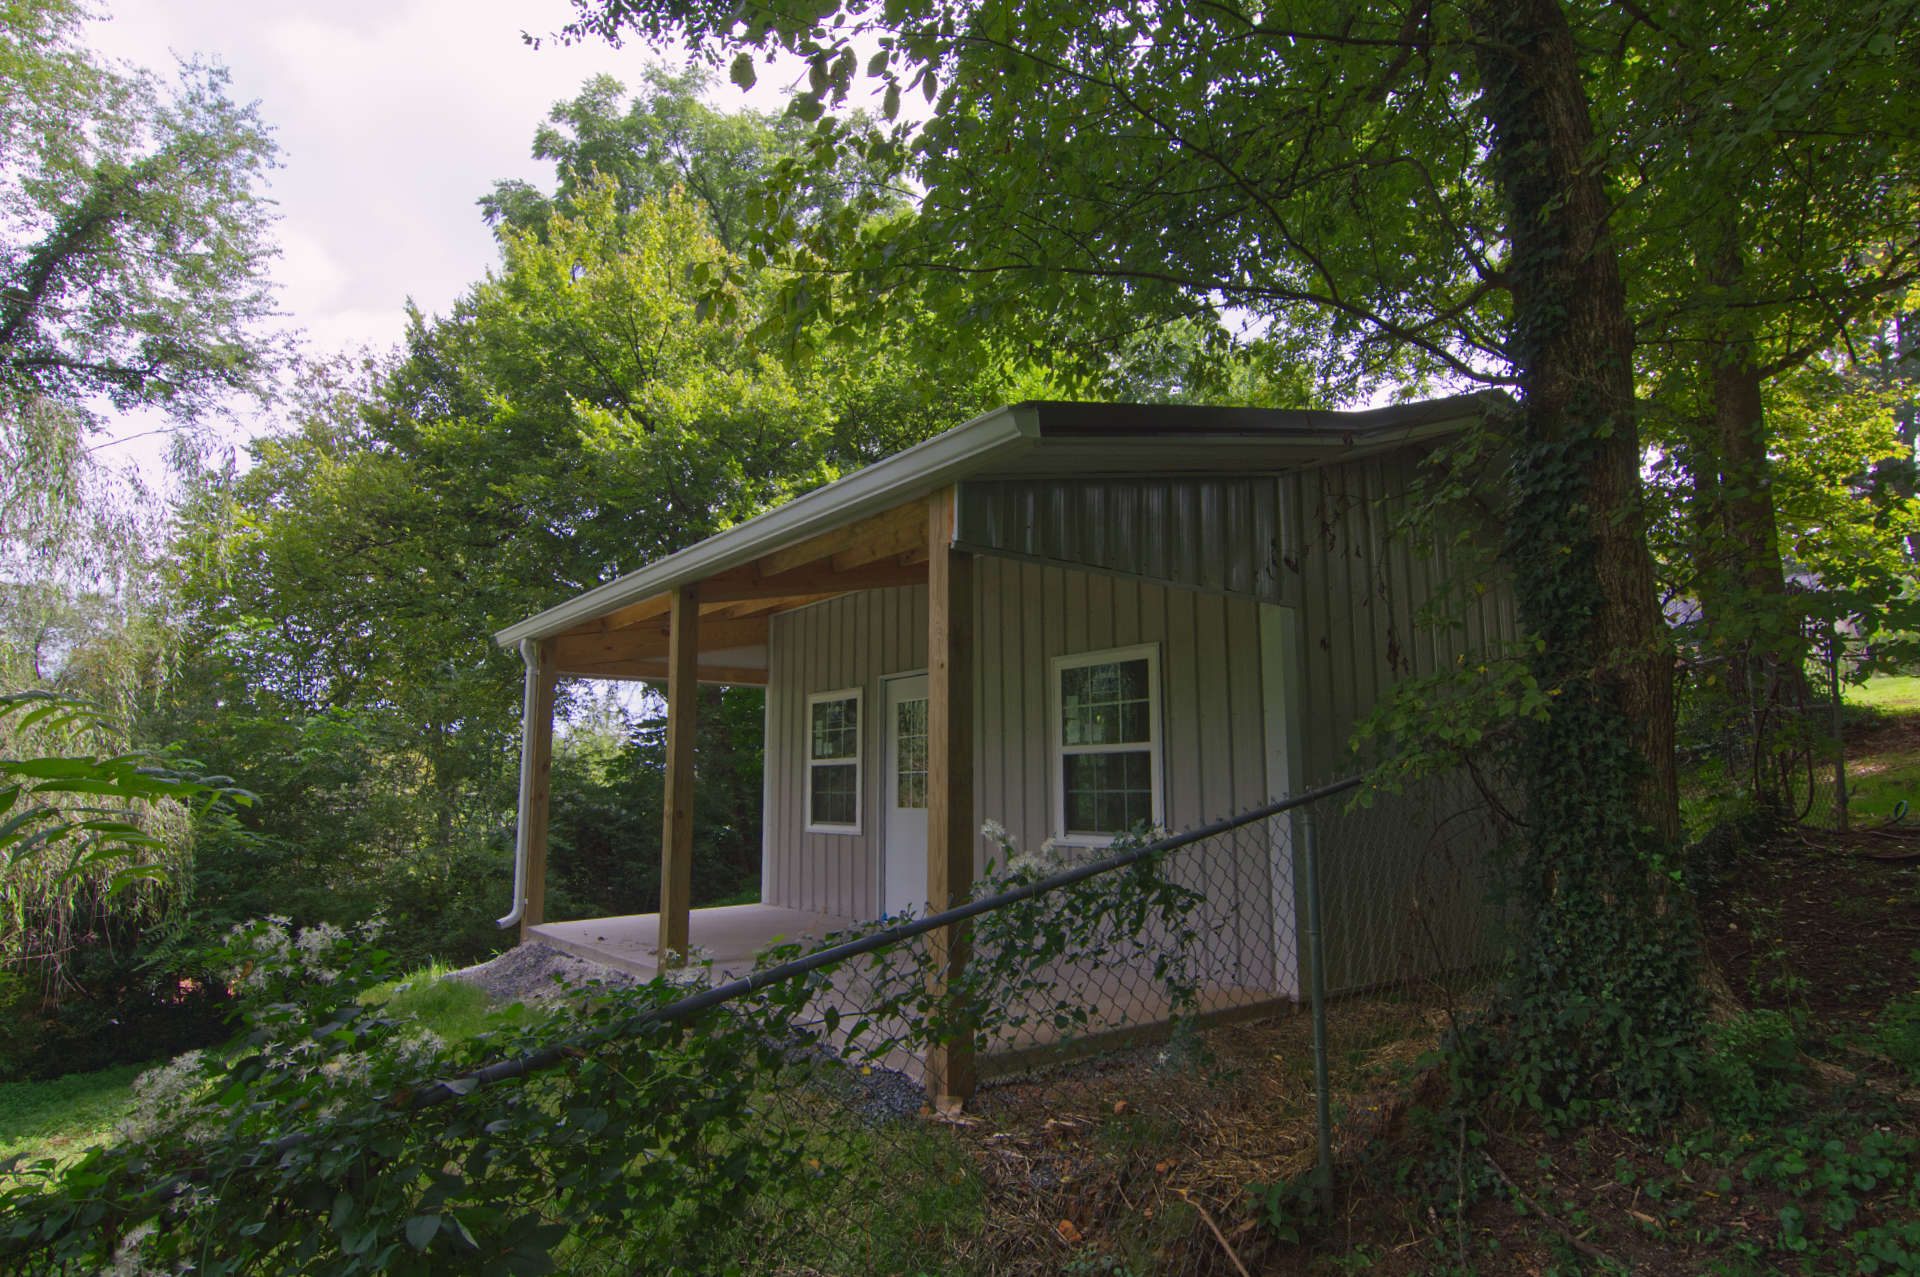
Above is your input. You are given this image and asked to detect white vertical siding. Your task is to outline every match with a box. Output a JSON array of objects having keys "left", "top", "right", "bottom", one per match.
[{"left": 764, "top": 563, "right": 1278, "bottom": 951}]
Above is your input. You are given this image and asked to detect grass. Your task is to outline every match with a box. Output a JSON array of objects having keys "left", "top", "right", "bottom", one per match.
[
  {"left": 1, "top": 963, "right": 516, "bottom": 1177},
  {"left": 1838, "top": 675, "right": 1920, "bottom": 824},
  {"left": 0, "top": 1061, "right": 145, "bottom": 1170},
  {"left": 359, "top": 959, "right": 513, "bottom": 1042},
  {"left": 1845, "top": 673, "right": 1920, "bottom": 714}
]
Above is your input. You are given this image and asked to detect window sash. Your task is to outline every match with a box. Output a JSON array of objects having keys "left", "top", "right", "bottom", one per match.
[
  {"left": 805, "top": 689, "right": 861, "bottom": 832},
  {"left": 1051, "top": 645, "right": 1161, "bottom": 843}
]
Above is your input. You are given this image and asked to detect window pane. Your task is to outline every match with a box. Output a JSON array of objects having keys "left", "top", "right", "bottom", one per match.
[
  {"left": 811, "top": 762, "right": 857, "bottom": 825},
  {"left": 1062, "top": 749, "right": 1153, "bottom": 835},
  {"left": 895, "top": 697, "right": 928, "bottom": 810},
  {"left": 1060, "top": 658, "right": 1151, "bottom": 749},
  {"left": 811, "top": 696, "right": 858, "bottom": 761}
]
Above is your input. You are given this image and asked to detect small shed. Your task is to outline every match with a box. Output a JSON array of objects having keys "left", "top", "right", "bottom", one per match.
[{"left": 493, "top": 396, "right": 1515, "bottom": 1098}]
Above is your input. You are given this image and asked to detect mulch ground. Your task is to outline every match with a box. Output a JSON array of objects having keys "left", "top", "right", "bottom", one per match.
[
  {"left": 915, "top": 821, "right": 1920, "bottom": 1276},
  {"left": 1699, "top": 824, "right": 1920, "bottom": 1036}
]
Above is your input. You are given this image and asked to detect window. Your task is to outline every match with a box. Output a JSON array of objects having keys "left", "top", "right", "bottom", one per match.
[
  {"left": 1051, "top": 644, "right": 1162, "bottom": 842},
  {"left": 806, "top": 689, "right": 862, "bottom": 832}
]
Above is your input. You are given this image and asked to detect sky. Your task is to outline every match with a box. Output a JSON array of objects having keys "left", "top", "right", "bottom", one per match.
[{"left": 81, "top": 0, "right": 803, "bottom": 458}]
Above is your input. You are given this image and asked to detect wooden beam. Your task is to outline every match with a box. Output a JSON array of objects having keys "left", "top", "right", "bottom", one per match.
[
  {"left": 519, "top": 641, "right": 558, "bottom": 941},
  {"left": 830, "top": 518, "right": 925, "bottom": 571},
  {"left": 549, "top": 615, "right": 770, "bottom": 668},
  {"left": 658, "top": 585, "right": 697, "bottom": 966},
  {"left": 551, "top": 659, "right": 768, "bottom": 686},
  {"left": 701, "top": 558, "right": 927, "bottom": 603},
  {"left": 556, "top": 592, "right": 671, "bottom": 638},
  {"left": 924, "top": 486, "right": 975, "bottom": 1107},
  {"left": 756, "top": 500, "right": 926, "bottom": 578}
]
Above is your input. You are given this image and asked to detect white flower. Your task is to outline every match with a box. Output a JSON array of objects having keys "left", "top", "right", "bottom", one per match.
[
  {"left": 981, "top": 819, "right": 1010, "bottom": 844},
  {"left": 664, "top": 965, "right": 707, "bottom": 989}
]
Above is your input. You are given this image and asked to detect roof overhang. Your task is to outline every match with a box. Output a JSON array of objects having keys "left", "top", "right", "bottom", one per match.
[{"left": 493, "top": 393, "right": 1497, "bottom": 667}]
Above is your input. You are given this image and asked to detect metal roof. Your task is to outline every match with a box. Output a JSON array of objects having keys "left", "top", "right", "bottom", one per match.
[{"left": 492, "top": 392, "right": 1499, "bottom": 647}]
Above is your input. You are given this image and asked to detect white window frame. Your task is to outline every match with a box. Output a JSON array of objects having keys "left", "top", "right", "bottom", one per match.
[
  {"left": 1049, "top": 643, "right": 1164, "bottom": 846},
  {"left": 805, "top": 687, "right": 863, "bottom": 834}
]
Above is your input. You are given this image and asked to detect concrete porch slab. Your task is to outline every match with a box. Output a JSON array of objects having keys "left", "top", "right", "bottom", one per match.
[{"left": 527, "top": 903, "right": 853, "bottom": 982}]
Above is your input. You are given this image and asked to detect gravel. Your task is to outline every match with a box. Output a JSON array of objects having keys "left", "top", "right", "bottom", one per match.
[
  {"left": 442, "top": 943, "right": 929, "bottom": 1124},
  {"left": 445, "top": 942, "right": 642, "bottom": 1003}
]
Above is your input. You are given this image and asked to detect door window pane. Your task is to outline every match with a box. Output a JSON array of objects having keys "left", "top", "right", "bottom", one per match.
[{"left": 895, "top": 698, "right": 928, "bottom": 809}]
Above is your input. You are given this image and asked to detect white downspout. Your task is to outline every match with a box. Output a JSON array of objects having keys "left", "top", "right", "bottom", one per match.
[{"left": 497, "top": 637, "right": 542, "bottom": 928}]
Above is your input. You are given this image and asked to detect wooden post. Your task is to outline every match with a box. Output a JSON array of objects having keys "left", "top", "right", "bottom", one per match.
[
  {"left": 519, "top": 642, "right": 558, "bottom": 943},
  {"left": 658, "top": 583, "right": 698, "bottom": 965},
  {"left": 925, "top": 488, "right": 976, "bottom": 1106}
]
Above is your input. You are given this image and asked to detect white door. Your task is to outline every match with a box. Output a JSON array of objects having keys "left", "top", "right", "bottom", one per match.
[{"left": 883, "top": 674, "right": 930, "bottom": 917}]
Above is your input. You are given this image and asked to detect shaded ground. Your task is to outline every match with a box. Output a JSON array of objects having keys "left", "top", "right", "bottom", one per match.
[
  {"left": 1700, "top": 825, "right": 1920, "bottom": 1036},
  {"left": 875, "top": 778, "right": 1920, "bottom": 1274}
]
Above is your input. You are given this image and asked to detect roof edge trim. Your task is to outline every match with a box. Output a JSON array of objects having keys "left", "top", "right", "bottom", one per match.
[{"left": 491, "top": 403, "right": 1041, "bottom": 647}]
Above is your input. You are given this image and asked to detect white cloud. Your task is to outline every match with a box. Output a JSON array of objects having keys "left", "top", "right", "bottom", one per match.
[{"left": 84, "top": 0, "right": 684, "bottom": 360}]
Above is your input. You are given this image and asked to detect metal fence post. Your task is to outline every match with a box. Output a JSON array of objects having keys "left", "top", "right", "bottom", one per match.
[
  {"left": 1301, "top": 806, "right": 1333, "bottom": 1209},
  {"left": 1830, "top": 621, "right": 1849, "bottom": 832}
]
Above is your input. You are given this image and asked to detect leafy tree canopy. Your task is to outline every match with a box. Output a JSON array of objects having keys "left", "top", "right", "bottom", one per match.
[
  {"left": 479, "top": 66, "right": 901, "bottom": 255},
  {"left": 0, "top": 0, "right": 280, "bottom": 423}
]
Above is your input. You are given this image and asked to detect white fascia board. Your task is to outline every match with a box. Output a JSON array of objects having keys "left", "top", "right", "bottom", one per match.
[{"left": 492, "top": 404, "right": 1041, "bottom": 648}]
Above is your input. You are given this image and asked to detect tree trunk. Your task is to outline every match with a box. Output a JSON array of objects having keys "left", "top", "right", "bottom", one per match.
[
  {"left": 1470, "top": 0, "right": 1677, "bottom": 840},
  {"left": 1468, "top": 0, "right": 1698, "bottom": 1112},
  {"left": 1707, "top": 232, "right": 1808, "bottom": 812}
]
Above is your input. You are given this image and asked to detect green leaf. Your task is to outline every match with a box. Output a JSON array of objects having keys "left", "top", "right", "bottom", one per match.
[
  {"left": 729, "top": 53, "right": 756, "bottom": 91},
  {"left": 405, "top": 1214, "right": 442, "bottom": 1249}
]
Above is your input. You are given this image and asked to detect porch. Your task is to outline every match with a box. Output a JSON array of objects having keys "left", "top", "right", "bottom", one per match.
[
  {"left": 529, "top": 897, "right": 1293, "bottom": 1087},
  {"left": 527, "top": 902, "right": 852, "bottom": 982}
]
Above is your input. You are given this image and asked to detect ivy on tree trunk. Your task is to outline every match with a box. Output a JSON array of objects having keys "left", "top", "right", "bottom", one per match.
[{"left": 1471, "top": 0, "right": 1697, "bottom": 1114}]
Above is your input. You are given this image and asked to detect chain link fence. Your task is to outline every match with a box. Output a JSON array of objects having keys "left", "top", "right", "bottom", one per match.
[
  {"left": 1676, "top": 619, "right": 1851, "bottom": 835},
  {"left": 2, "top": 773, "right": 1509, "bottom": 1275},
  {"left": 465, "top": 772, "right": 1502, "bottom": 1274}
]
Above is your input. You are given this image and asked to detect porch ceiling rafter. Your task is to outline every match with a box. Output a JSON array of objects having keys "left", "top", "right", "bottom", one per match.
[
  {"left": 550, "top": 497, "right": 932, "bottom": 658},
  {"left": 548, "top": 615, "right": 771, "bottom": 669}
]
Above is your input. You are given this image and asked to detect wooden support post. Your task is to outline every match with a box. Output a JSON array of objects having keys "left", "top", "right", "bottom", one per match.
[
  {"left": 519, "top": 642, "right": 558, "bottom": 942},
  {"left": 658, "top": 584, "right": 698, "bottom": 965},
  {"left": 925, "top": 488, "right": 976, "bottom": 1106}
]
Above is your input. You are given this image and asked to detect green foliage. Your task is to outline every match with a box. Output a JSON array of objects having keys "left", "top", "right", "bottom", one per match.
[
  {"left": 1872, "top": 982, "right": 1920, "bottom": 1084},
  {"left": 0, "top": 0, "right": 280, "bottom": 422},
  {"left": 1698, "top": 1010, "right": 1805, "bottom": 1127},
  {"left": 478, "top": 66, "right": 899, "bottom": 255},
  {"left": 0, "top": 835, "right": 1204, "bottom": 1273},
  {"left": 0, "top": 690, "right": 248, "bottom": 989}
]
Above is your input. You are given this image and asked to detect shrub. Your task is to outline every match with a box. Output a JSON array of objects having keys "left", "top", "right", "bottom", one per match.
[{"left": 1699, "top": 1009, "right": 1805, "bottom": 1126}]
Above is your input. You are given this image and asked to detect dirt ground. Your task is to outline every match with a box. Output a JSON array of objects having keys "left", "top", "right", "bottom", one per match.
[{"left": 910, "top": 824, "right": 1920, "bottom": 1276}]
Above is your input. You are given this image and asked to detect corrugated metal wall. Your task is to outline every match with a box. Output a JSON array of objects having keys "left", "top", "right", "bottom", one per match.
[
  {"left": 762, "top": 585, "right": 927, "bottom": 920},
  {"left": 956, "top": 478, "right": 1295, "bottom": 605},
  {"left": 1278, "top": 455, "right": 1515, "bottom": 993},
  {"left": 762, "top": 564, "right": 1281, "bottom": 996},
  {"left": 760, "top": 450, "right": 1515, "bottom": 1000}
]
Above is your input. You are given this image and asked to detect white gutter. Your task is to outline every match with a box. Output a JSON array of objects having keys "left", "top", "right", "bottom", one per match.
[
  {"left": 497, "top": 636, "right": 542, "bottom": 929},
  {"left": 491, "top": 402, "right": 1042, "bottom": 648}
]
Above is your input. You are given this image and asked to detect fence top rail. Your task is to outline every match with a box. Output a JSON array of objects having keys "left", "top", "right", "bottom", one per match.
[
  {"left": 400, "top": 775, "right": 1366, "bottom": 1109},
  {"left": 253, "top": 774, "right": 1364, "bottom": 1159}
]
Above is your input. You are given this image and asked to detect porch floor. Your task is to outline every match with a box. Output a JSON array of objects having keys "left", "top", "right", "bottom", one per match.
[
  {"left": 524, "top": 906, "right": 1291, "bottom": 1089},
  {"left": 526, "top": 903, "right": 852, "bottom": 982}
]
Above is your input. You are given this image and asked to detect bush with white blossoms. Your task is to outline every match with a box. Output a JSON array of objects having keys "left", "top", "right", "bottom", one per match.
[
  {"left": 216, "top": 912, "right": 392, "bottom": 1023},
  {"left": 2, "top": 826, "right": 1213, "bottom": 1275}
]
